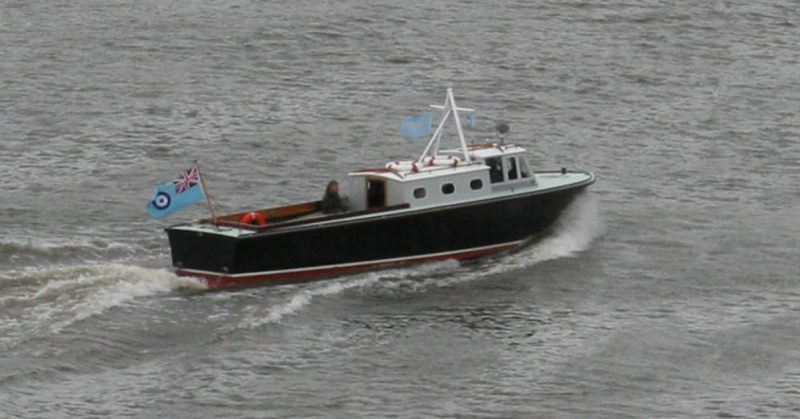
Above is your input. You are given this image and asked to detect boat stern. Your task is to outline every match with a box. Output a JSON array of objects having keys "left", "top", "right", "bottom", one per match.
[{"left": 166, "top": 224, "right": 243, "bottom": 276}]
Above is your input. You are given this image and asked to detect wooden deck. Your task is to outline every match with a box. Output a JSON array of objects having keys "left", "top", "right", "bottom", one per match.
[{"left": 206, "top": 201, "right": 410, "bottom": 231}]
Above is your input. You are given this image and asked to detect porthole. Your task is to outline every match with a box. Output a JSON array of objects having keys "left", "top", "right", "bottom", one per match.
[
  {"left": 470, "top": 179, "right": 483, "bottom": 190},
  {"left": 413, "top": 187, "right": 426, "bottom": 199},
  {"left": 441, "top": 183, "right": 455, "bottom": 194}
]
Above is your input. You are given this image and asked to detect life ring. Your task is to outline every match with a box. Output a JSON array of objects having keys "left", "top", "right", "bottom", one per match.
[
  {"left": 424, "top": 155, "right": 460, "bottom": 167},
  {"left": 239, "top": 211, "right": 267, "bottom": 226}
]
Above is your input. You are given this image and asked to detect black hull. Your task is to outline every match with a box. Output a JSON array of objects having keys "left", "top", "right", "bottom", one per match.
[{"left": 167, "top": 184, "right": 589, "bottom": 287}]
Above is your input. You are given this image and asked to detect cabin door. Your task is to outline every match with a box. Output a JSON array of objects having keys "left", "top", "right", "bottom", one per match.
[{"left": 366, "top": 179, "right": 386, "bottom": 209}]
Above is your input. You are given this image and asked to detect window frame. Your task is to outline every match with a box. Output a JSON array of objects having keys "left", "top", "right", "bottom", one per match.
[
  {"left": 505, "top": 156, "right": 519, "bottom": 181},
  {"left": 469, "top": 178, "right": 483, "bottom": 190},
  {"left": 486, "top": 157, "right": 504, "bottom": 184},
  {"left": 518, "top": 157, "right": 531, "bottom": 178}
]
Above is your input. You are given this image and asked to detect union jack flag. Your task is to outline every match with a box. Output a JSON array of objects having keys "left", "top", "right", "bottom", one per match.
[{"left": 173, "top": 166, "right": 200, "bottom": 194}]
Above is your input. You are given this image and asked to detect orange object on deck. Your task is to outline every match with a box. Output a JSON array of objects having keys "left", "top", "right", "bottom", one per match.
[{"left": 239, "top": 211, "right": 267, "bottom": 226}]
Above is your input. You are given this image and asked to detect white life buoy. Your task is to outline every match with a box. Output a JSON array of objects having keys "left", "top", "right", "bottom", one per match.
[{"left": 424, "top": 155, "right": 460, "bottom": 167}]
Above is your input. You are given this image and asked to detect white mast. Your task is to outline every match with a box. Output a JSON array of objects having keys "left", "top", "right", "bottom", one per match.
[{"left": 417, "top": 88, "right": 474, "bottom": 164}]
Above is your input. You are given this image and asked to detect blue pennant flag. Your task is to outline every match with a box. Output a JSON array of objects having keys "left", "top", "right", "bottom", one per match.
[
  {"left": 463, "top": 114, "right": 476, "bottom": 129},
  {"left": 400, "top": 113, "right": 432, "bottom": 139},
  {"left": 147, "top": 166, "right": 206, "bottom": 219}
]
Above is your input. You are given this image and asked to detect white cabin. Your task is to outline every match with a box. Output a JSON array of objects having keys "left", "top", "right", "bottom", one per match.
[{"left": 345, "top": 144, "right": 539, "bottom": 212}]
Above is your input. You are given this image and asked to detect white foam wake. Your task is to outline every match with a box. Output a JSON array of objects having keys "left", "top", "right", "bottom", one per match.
[
  {"left": 510, "top": 191, "right": 605, "bottom": 267},
  {"left": 240, "top": 270, "right": 404, "bottom": 329},
  {"left": 0, "top": 236, "right": 141, "bottom": 265},
  {"left": 0, "top": 264, "right": 206, "bottom": 348}
]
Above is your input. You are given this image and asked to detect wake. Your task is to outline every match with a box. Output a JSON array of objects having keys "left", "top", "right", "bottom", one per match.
[{"left": 0, "top": 263, "right": 205, "bottom": 350}]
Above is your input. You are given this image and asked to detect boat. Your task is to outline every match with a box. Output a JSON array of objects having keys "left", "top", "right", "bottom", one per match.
[{"left": 165, "top": 88, "right": 596, "bottom": 288}]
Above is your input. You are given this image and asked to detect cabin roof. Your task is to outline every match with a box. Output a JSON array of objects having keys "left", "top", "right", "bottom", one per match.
[
  {"left": 348, "top": 163, "right": 487, "bottom": 182},
  {"left": 348, "top": 143, "right": 529, "bottom": 181},
  {"left": 448, "top": 143, "right": 528, "bottom": 159}
]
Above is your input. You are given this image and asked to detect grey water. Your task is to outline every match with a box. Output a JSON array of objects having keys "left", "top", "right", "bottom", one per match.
[{"left": 1, "top": 0, "right": 799, "bottom": 417}]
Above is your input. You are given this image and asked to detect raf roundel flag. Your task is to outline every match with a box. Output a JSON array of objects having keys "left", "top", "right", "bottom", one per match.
[
  {"left": 147, "top": 166, "right": 205, "bottom": 219},
  {"left": 400, "top": 113, "right": 432, "bottom": 139}
]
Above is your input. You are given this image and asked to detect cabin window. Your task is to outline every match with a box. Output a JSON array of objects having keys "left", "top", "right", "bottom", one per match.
[
  {"left": 519, "top": 158, "right": 531, "bottom": 178},
  {"left": 470, "top": 179, "right": 483, "bottom": 190},
  {"left": 413, "top": 187, "right": 426, "bottom": 199},
  {"left": 507, "top": 157, "right": 519, "bottom": 180},
  {"left": 486, "top": 157, "right": 504, "bottom": 183},
  {"left": 441, "top": 183, "right": 455, "bottom": 194},
  {"left": 366, "top": 179, "right": 386, "bottom": 209}
]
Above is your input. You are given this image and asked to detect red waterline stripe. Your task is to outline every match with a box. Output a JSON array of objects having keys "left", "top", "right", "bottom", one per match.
[{"left": 176, "top": 241, "right": 523, "bottom": 289}]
